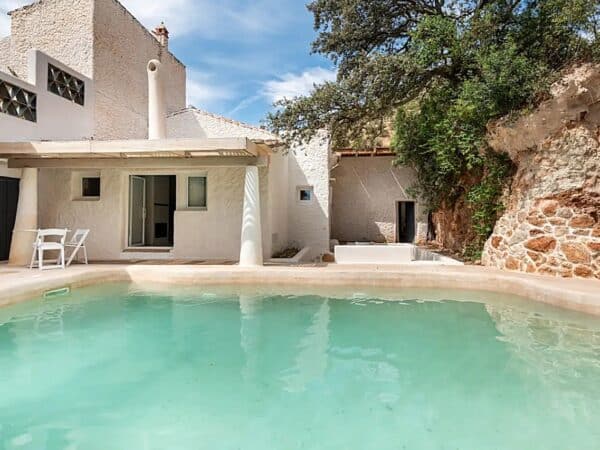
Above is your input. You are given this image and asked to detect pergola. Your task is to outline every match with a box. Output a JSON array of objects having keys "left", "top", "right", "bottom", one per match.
[
  {"left": 0, "top": 137, "right": 274, "bottom": 168},
  {"left": 0, "top": 137, "right": 279, "bottom": 267}
]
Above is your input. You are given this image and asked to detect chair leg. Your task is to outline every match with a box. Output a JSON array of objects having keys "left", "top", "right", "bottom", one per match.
[
  {"left": 38, "top": 248, "right": 44, "bottom": 270},
  {"left": 83, "top": 246, "right": 88, "bottom": 264},
  {"left": 30, "top": 246, "right": 37, "bottom": 269},
  {"left": 61, "top": 247, "right": 65, "bottom": 269}
]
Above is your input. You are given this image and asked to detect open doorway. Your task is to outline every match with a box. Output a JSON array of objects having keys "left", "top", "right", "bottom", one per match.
[
  {"left": 129, "top": 175, "right": 176, "bottom": 247},
  {"left": 397, "top": 201, "right": 415, "bottom": 243},
  {"left": 0, "top": 177, "right": 19, "bottom": 261}
]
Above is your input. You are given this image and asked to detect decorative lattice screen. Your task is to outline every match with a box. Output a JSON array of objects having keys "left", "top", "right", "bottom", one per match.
[
  {"left": 47, "top": 64, "right": 85, "bottom": 106},
  {"left": 0, "top": 79, "right": 37, "bottom": 122}
]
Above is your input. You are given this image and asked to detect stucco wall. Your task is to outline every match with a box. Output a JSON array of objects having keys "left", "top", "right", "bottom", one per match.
[
  {"left": 5, "top": 0, "right": 186, "bottom": 141},
  {"left": 7, "top": 0, "right": 94, "bottom": 81},
  {"left": 38, "top": 168, "right": 127, "bottom": 259},
  {"left": 330, "top": 156, "right": 427, "bottom": 243},
  {"left": 0, "top": 50, "right": 94, "bottom": 142},
  {"left": 287, "top": 133, "right": 331, "bottom": 259},
  {"left": 92, "top": 0, "right": 186, "bottom": 139},
  {"left": 0, "top": 161, "right": 21, "bottom": 179},
  {"left": 0, "top": 37, "right": 11, "bottom": 73},
  {"left": 267, "top": 150, "right": 289, "bottom": 254},
  {"left": 168, "top": 108, "right": 286, "bottom": 257},
  {"left": 173, "top": 167, "right": 271, "bottom": 260},
  {"left": 38, "top": 167, "right": 272, "bottom": 261}
]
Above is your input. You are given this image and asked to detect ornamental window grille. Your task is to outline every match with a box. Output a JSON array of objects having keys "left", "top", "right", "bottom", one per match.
[
  {"left": 47, "top": 64, "right": 85, "bottom": 106},
  {"left": 0, "top": 79, "right": 37, "bottom": 122}
]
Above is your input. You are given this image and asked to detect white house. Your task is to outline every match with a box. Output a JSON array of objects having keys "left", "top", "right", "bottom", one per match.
[{"left": 0, "top": 0, "right": 425, "bottom": 265}]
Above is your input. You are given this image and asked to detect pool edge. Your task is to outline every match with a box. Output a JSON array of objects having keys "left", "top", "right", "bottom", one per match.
[{"left": 0, "top": 264, "right": 598, "bottom": 315}]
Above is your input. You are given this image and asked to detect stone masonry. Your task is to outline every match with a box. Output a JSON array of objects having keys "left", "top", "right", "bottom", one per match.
[{"left": 483, "top": 64, "right": 600, "bottom": 279}]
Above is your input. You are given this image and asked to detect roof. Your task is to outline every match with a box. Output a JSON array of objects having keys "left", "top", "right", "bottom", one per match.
[{"left": 168, "top": 106, "right": 280, "bottom": 142}]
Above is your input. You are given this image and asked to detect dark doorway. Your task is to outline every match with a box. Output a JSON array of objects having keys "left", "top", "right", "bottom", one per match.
[
  {"left": 397, "top": 201, "right": 415, "bottom": 243},
  {"left": 0, "top": 177, "right": 19, "bottom": 261},
  {"left": 128, "top": 175, "right": 176, "bottom": 247}
]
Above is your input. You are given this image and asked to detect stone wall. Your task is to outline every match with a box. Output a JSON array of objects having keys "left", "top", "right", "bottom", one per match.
[{"left": 483, "top": 64, "right": 600, "bottom": 279}]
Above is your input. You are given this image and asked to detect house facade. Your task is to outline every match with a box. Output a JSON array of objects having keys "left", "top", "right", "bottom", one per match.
[{"left": 0, "top": 0, "right": 425, "bottom": 265}]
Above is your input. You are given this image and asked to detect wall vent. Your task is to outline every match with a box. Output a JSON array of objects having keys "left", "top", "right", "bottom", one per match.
[
  {"left": 0, "top": 79, "right": 37, "bottom": 122},
  {"left": 47, "top": 64, "right": 85, "bottom": 106}
]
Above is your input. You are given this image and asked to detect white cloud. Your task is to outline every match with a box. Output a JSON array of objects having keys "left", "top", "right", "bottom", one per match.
[
  {"left": 263, "top": 67, "right": 337, "bottom": 103},
  {"left": 186, "top": 70, "right": 234, "bottom": 109},
  {"left": 1, "top": 0, "right": 297, "bottom": 38},
  {"left": 121, "top": 0, "right": 293, "bottom": 38}
]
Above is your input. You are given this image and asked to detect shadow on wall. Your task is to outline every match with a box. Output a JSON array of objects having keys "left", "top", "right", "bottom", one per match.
[
  {"left": 330, "top": 156, "right": 424, "bottom": 243},
  {"left": 286, "top": 144, "right": 330, "bottom": 260}
]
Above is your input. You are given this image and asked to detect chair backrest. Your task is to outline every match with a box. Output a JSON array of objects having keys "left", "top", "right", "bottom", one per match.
[
  {"left": 69, "top": 229, "right": 90, "bottom": 245},
  {"left": 36, "top": 228, "right": 68, "bottom": 245}
]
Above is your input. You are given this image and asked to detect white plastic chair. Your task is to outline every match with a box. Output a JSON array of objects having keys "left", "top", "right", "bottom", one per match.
[
  {"left": 29, "top": 229, "right": 68, "bottom": 270},
  {"left": 65, "top": 229, "right": 90, "bottom": 266}
]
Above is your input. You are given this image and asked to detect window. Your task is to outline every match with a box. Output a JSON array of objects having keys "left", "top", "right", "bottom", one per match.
[
  {"left": 82, "top": 177, "right": 100, "bottom": 197},
  {"left": 47, "top": 64, "right": 85, "bottom": 106},
  {"left": 187, "top": 176, "right": 207, "bottom": 208},
  {"left": 298, "top": 186, "right": 313, "bottom": 202},
  {"left": 0, "top": 79, "right": 37, "bottom": 122}
]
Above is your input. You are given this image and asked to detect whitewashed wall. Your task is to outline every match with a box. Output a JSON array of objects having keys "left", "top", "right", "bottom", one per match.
[
  {"left": 173, "top": 167, "right": 271, "bottom": 260},
  {"left": 0, "top": 161, "right": 21, "bottom": 179},
  {"left": 267, "top": 150, "right": 289, "bottom": 255},
  {"left": 287, "top": 132, "right": 331, "bottom": 259},
  {"left": 3, "top": 0, "right": 186, "bottom": 141},
  {"left": 38, "top": 169, "right": 127, "bottom": 259},
  {"left": 37, "top": 167, "right": 272, "bottom": 261},
  {"left": 93, "top": 0, "right": 186, "bottom": 139},
  {"left": 4, "top": 0, "right": 94, "bottom": 81},
  {"left": 168, "top": 109, "right": 283, "bottom": 258},
  {"left": 0, "top": 50, "right": 94, "bottom": 142},
  {"left": 330, "top": 156, "right": 427, "bottom": 243}
]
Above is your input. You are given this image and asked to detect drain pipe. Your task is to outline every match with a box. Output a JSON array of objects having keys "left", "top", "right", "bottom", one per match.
[{"left": 147, "top": 59, "right": 166, "bottom": 139}]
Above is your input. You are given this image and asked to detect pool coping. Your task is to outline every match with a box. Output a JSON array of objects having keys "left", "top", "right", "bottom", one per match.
[{"left": 0, "top": 264, "right": 598, "bottom": 315}]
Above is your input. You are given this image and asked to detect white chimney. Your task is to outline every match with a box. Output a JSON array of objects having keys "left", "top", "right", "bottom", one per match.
[
  {"left": 147, "top": 59, "right": 166, "bottom": 140},
  {"left": 153, "top": 22, "right": 169, "bottom": 50}
]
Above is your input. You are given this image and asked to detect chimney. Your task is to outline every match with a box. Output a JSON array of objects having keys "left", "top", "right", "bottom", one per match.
[
  {"left": 153, "top": 22, "right": 169, "bottom": 50},
  {"left": 147, "top": 59, "right": 166, "bottom": 139}
]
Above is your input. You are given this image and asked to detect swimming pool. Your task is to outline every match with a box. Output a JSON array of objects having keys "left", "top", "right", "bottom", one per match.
[{"left": 1, "top": 283, "right": 599, "bottom": 449}]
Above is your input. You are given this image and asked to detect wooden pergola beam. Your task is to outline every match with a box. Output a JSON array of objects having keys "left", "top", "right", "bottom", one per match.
[
  {"left": 8, "top": 156, "right": 267, "bottom": 169},
  {"left": 0, "top": 137, "right": 270, "bottom": 158}
]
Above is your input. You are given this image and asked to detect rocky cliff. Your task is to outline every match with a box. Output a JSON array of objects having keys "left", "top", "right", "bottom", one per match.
[{"left": 483, "top": 64, "right": 600, "bottom": 279}]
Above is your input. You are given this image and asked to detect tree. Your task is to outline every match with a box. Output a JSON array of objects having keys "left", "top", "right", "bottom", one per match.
[{"left": 266, "top": 0, "right": 599, "bottom": 255}]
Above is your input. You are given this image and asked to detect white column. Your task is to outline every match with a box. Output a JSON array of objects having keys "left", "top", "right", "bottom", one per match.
[
  {"left": 239, "top": 166, "right": 263, "bottom": 266},
  {"left": 9, "top": 168, "right": 38, "bottom": 266}
]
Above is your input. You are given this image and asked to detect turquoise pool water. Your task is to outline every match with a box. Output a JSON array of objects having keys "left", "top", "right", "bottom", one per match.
[{"left": 1, "top": 283, "right": 600, "bottom": 449}]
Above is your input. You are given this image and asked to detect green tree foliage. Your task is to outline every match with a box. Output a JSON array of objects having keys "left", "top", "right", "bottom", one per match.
[{"left": 267, "top": 0, "right": 599, "bottom": 254}]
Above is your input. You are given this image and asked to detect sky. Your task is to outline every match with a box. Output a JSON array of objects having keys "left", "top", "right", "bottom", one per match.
[{"left": 0, "top": 0, "right": 336, "bottom": 126}]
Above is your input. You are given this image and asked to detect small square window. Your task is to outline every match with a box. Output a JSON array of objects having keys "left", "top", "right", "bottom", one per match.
[
  {"left": 298, "top": 187, "right": 313, "bottom": 202},
  {"left": 82, "top": 177, "right": 100, "bottom": 197},
  {"left": 188, "top": 176, "right": 207, "bottom": 208}
]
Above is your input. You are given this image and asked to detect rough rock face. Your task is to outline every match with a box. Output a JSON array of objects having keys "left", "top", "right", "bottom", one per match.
[{"left": 483, "top": 64, "right": 600, "bottom": 279}]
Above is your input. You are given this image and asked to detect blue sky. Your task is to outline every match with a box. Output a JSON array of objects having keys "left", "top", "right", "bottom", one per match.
[{"left": 0, "top": 0, "right": 336, "bottom": 126}]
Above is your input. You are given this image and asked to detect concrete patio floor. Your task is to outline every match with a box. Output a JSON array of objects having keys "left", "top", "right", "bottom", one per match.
[{"left": 0, "top": 263, "right": 598, "bottom": 315}]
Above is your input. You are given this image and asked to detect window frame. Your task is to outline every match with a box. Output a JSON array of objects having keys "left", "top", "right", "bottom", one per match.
[
  {"left": 297, "top": 186, "right": 314, "bottom": 204},
  {"left": 81, "top": 176, "right": 101, "bottom": 198},
  {"left": 186, "top": 175, "right": 207, "bottom": 209}
]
